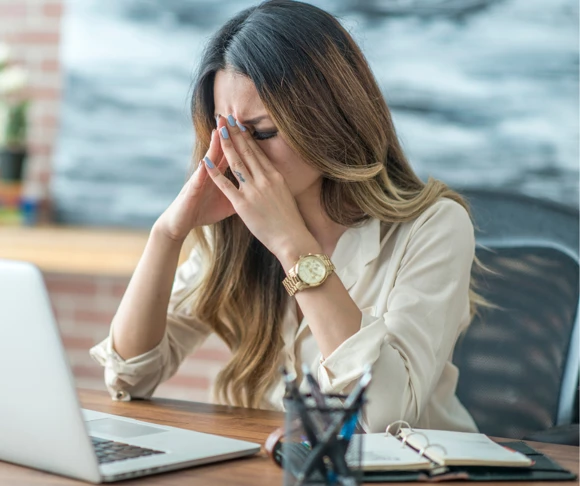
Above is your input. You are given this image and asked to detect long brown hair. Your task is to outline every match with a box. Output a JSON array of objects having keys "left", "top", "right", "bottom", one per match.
[{"left": 179, "top": 0, "right": 484, "bottom": 408}]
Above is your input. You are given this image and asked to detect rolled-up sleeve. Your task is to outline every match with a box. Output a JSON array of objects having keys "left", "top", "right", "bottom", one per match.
[
  {"left": 317, "top": 201, "right": 475, "bottom": 432},
  {"left": 90, "top": 247, "right": 211, "bottom": 400}
]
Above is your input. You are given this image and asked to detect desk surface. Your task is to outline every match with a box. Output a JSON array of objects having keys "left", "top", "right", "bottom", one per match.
[
  {"left": 0, "top": 225, "right": 149, "bottom": 276},
  {"left": 0, "top": 225, "right": 190, "bottom": 277},
  {"left": 1, "top": 389, "right": 578, "bottom": 485}
]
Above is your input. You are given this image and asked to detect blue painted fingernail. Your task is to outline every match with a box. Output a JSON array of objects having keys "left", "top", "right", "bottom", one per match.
[
  {"left": 215, "top": 115, "right": 220, "bottom": 125},
  {"left": 236, "top": 121, "right": 247, "bottom": 132},
  {"left": 204, "top": 156, "right": 214, "bottom": 169},
  {"left": 227, "top": 114, "right": 236, "bottom": 127},
  {"left": 220, "top": 127, "right": 229, "bottom": 139}
]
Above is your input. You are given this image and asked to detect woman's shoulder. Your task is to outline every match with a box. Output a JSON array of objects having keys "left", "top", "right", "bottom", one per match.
[
  {"left": 378, "top": 197, "right": 474, "bottom": 251},
  {"left": 405, "top": 196, "right": 472, "bottom": 234}
]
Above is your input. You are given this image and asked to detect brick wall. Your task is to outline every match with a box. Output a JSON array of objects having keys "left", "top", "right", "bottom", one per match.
[
  {"left": 2, "top": 1, "right": 230, "bottom": 402},
  {"left": 46, "top": 272, "right": 231, "bottom": 401},
  {"left": 0, "top": 0, "right": 62, "bottom": 189}
]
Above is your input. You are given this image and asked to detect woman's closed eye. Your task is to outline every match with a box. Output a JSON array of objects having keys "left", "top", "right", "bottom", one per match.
[{"left": 253, "top": 129, "right": 278, "bottom": 141}]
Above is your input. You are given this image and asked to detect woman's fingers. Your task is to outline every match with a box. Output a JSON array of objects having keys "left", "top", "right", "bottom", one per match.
[
  {"left": 224, "top": 114, "right": 277, "bottom": 176},
  {"left": 183, "top": 129, "right": 227, "bottom": 195},
  {"left": 204, "top": 155, "right": 240, "bottom": 204},
  {"left": 224, "top": 115, "right": 264, "bottom": 174},
  {"left": 218, "top": 124, "right": 253, "bottom": 184},
  {"left": 206, "top": 128, "right": 223, "bottom": 168},
  {"left": 186, "top": 160, "right": 206, "bottom": 195}
]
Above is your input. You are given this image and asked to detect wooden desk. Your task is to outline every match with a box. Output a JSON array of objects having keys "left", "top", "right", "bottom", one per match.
[
  {"left": 0, "top": 225, "right": 150, "bottom": 277},
  {"left": 0, "top": 225, "right": 190, "bottom": 277},
  {"left": 1, "top": 390, "right": 578, "bottom": 485}
]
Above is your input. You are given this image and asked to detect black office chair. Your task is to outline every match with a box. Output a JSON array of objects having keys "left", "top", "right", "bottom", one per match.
[{"left": 452, "top": 189, "right": 579, "bottom": 444}]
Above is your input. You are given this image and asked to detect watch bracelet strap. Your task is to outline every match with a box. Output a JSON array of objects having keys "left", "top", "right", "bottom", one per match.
[
  {"left": 282, "top": 254, "right": 335, "bottom": 296},
  {"left": 282, "top": 274, "right": 303, "bottom": 296}
]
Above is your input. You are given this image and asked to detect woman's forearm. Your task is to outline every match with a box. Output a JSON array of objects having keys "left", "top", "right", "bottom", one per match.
[
  {"left": 111, "top": 225, "right": 184, "bottom": 360},
  {"left": 277, "top": 236, "right": 362, "bottom": 359}
]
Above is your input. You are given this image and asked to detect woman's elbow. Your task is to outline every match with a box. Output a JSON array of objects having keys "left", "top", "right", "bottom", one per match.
[{"left": 362, "top": 374, "right": 422, "bottom": 433}]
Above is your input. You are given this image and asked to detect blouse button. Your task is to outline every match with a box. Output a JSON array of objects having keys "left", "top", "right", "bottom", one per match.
[{"left": 114, "top": 390, "right": 128, "bottom": 400}]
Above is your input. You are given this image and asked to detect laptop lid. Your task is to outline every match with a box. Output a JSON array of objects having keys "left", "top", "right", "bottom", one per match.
[{"left": 0, "top": 259, "right": 102, "bottom": 483}]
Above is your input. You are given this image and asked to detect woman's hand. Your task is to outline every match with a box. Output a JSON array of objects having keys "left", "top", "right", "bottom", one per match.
[
  {"left": 153, "top": 129, "right": 235, "bottom": 242},
  {"left": 204, "top": 115, "right": 316, "bottom": 263}
]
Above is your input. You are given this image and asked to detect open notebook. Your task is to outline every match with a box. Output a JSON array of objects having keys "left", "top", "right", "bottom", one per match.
[{"left": 361, "top": 428, "right": 533, "bottom": 471}]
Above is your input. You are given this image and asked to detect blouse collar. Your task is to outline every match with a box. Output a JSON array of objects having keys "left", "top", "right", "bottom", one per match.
[{"left": 293, "top": 217, "right": 387, "bottom": 340}]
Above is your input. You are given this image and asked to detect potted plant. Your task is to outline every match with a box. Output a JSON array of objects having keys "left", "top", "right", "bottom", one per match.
[{"left": 0, "top": 43, "right": 29, "bottom": 182}]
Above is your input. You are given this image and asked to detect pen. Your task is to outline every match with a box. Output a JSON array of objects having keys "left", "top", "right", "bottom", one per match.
[
  {"left": 301, "top": 363, "right": 354, "bottom": 482},
  {"left": 297, "top": 367, "right": 372, "bottom": 485},
  {"left": 301, "top": 362, "right": 360, "bottom": 438},
  {"left": 301, "top": 363, "right": 327, "bottom": 409},
  {"left": 281, "top": 367, "right": 328, "bottom": 480},
  {"left": 281, "top": 368, "right": 318, "bottom": 440}
]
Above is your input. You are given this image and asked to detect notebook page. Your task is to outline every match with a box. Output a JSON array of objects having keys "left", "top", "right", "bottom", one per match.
[
  {"left": 357, "top": 434, "right": 432, "bottom": 471},
  {"left": 400, "top": 429, "right": 532, "bottom": 467}
]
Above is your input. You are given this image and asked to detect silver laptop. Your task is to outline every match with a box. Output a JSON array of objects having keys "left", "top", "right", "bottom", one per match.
[{"left": 0, "top": 259, "right": 260, "bottom": 483}]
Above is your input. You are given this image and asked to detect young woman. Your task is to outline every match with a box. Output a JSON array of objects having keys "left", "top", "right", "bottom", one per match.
[{"left": 91, "top": 0, "right": 482, "bottom": 433}]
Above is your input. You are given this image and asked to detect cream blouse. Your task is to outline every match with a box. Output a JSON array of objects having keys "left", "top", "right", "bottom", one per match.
[{"left": 90, "top": 198, "right": 478, "bottom": 434}]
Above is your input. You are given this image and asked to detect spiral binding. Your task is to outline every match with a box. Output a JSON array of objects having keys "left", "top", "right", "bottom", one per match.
[
  {"left": 384, "top": 420, "right": 448, "bottom": 467},
  {"left": 419, "top": 443, "right": 448, "bottom": 458}
]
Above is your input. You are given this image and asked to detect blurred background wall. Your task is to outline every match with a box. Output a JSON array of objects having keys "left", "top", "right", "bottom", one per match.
[
  {"left": 52, "top": 0, "right": 579, "bottom": 226},
  {"left": 1, "top": 0, "right": 578, "bottom": 402},
  {"left": 0, "top": 0, "right": 62, "bottom": 192}
]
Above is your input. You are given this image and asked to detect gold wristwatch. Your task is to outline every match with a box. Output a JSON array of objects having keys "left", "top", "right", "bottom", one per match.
[{"left": 282, "top": 253, "right": 335, "bottom": 296}]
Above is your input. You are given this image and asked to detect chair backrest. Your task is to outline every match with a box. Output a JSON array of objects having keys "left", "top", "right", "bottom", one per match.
[{"left": 452, "top": 189, "right": 579, "bottom": 439}]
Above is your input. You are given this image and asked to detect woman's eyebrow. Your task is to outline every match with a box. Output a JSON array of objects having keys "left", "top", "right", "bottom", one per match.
[{"left": 239, "top": 115, "right": 270, "bottom": 125}]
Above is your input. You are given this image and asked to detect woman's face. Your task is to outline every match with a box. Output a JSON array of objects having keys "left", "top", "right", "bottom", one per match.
[{"left": 213, "top": 69, "right": 322, "bottom": 199}]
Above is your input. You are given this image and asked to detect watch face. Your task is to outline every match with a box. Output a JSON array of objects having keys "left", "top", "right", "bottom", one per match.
[{"left": 297, "top": 255, "right": 327, "bottom": 285}]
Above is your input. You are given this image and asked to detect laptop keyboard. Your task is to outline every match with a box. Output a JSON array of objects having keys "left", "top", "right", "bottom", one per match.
[{"left": 91, "top": 436, "right": 166, "bottom": 464}]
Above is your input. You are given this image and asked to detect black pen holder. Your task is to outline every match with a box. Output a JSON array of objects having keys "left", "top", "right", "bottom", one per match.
[{"left": 282, "top": 394, "right": 364, "bottom": 486}]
